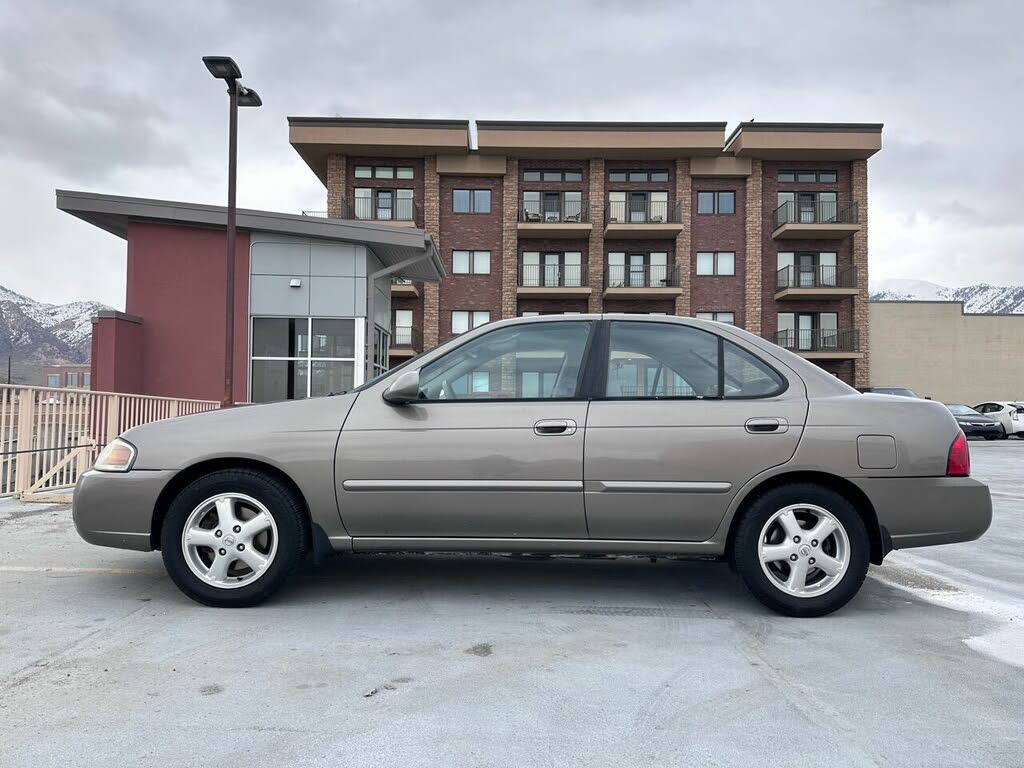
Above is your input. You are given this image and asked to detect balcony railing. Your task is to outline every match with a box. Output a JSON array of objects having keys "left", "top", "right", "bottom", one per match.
[
  {"left": 774, "top": 200, "right": 859, "bottom": 229},
  {"left": 775, "top": 328, "right": 860, "bottom": 353},
  {"left": 302, "top": 210, "right": 329, "bottom": 218},
  {"left": 606, "top": 199, "right": 682, "bottom": 225},
  {"left": 519, "top": 197, "right": 589, "bottom": 223},
  {"left": 605, "top": 264, "right": 679, "bottom": 289},
  {"left": 776, "top": 265, "right": 857, "bottom": 290},
  {"left": 392, "top": 326, "right": 419, "bottom": 348},
  {"left": 519, "top": 263, "right": 587, "bottom": 288},
  {"left": 343, "top": 197, "right": 419, "bottom": 223}
]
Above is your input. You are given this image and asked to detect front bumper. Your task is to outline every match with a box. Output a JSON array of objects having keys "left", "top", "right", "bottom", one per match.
[
  {"left": 958, "top": 422, "right": 1001, "bottom": 438},
  {"left": 852, "top": 476, "right": 992, "bottom": 550},
  {"left": 73, "top": 469, "right": 176, "bottom": 551}
]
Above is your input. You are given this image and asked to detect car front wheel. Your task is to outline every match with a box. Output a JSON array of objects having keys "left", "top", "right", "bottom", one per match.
[
  {"left": 732, "top": 484, "right": 870, "bottom": 617},
  {"left": 161, "top": 469, "right": 309, "bottom": 607}
]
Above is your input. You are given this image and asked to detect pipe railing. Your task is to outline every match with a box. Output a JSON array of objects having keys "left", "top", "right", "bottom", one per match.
[
  {"left": 606, "top": 199, "right": 682, "bottom": 225},
  {"left": 605, "top": 264, "right": 679, "bottom": 289},
  {"left": 776, "top": 265, "right": 857, "bottom": 289},
  {"left": 518, "top": 196, "right": 589, "bottom": 223},
  {"left": 774, "top": 328, "right": 860, "bottom": 352},
  {"left": 774, "top": 200, "right": 859, "bottom": 228},
  {"left": 519, "top": 263, "right": 587, "bottom": 288}
]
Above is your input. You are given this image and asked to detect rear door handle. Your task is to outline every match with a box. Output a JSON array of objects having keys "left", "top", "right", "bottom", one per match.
[
  {"left": 534, "top": 419, "right": 577, "bottom": 436},
  {"left": 745, "top": 417, "right": 788, "bottom": 434}
]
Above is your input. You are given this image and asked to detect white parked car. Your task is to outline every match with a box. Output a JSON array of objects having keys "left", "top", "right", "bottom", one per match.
[{"left": 972, "top": 401, "right": 1024, "bottom": 438}]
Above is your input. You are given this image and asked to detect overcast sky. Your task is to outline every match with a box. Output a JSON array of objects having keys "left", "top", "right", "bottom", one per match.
[{"left": 1, "top": 0, "right": 1020, "bottom": 309}]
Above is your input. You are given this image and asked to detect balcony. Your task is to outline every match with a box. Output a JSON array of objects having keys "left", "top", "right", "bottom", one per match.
[
  {"left": 517, "top": 263, "right": 591, "bottom": 299},
  {"left": 773, "top": 329, "right": 863, "bottom": 360},
  {"left": 772, "top": 200, "right": 861, "bottom": 240},
  {"left": 518, "top": 197, "right": 592, "bottom": 239},
  {"left": 603, "top": 264, "right": 682, "bottom": 299},
  {"left": 342, "top": 198, "right": 420, "bottom": 228},
  {"left": 774, "top": 265, "right": 859, "bottom": 301},
  {"left": 605, "top": 200, "right": 684, "bottom": 239},
  {"left": 391, "top": 278, "right": 420, "bottom": 298},
  {"left": 390, "top": 326, "right": 419, "bottom": 358}
]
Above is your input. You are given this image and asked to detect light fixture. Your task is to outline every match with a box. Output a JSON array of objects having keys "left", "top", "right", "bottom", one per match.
[{"left": 202, "top": 55, "right": 242, "bottom": 81}]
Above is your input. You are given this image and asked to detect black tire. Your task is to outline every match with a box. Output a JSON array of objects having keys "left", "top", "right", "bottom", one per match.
[
  {"left": 999, "top": 427, "right": 1009, "bottom": 440},
  {"left": 732, "top": 483, "right": 870, "bottom": 618},
  {"left": 161, "top": 469, "right": 309, "bottom": 607},
  {"left": 985, "top": 435, "right": 998, "bottom": 441}
]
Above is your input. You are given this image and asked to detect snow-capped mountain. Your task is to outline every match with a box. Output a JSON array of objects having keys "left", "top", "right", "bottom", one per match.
[
  {"left": 0, "top": 285, "right": 109, "bottom": 364},
  {"left": 870, "top": 279, "right": 1024, "bottom": 314}
]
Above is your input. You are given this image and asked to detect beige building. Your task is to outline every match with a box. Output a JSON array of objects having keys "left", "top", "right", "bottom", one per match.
[{"left": 870, "top": 301, "right": 1024, "bottom": 404}]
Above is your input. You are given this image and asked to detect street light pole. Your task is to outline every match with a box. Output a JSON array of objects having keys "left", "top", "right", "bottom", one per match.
[
  {"left": 223, "top": 80, "right": 238, "bottom": 408},
  {"left": 202, "top": 56, "right": 261, "bottom": 409}
]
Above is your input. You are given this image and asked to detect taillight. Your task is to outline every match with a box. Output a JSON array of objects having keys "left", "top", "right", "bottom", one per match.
[{"left": 946, "top": 431, "right": 970, "bottom": 477}]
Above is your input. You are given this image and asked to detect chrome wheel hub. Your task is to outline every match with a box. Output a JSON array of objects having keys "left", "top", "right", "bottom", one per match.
[
  {"left": 758, "top": 503, "right": 850, "bottom": 598},
  {"left": 181, "top": 493, "right": 278, "bottom": 589}
]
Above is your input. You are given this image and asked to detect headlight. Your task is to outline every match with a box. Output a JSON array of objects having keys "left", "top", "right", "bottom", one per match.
[{"left": 93, "top": 437, "right": 137, "bottom": 472}]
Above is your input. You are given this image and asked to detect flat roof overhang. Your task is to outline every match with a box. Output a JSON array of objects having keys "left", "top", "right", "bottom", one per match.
[
  {"left": 288, "top": 117, "right": 470, "bottom": 184},
  {"left": 725, "top": 122, "right": 883, "bottom": 160},
  {"left": 476, "top": 120, "right": 727, "bottom": 158},
  {"left": 56, "top": 189, "right": 445, "bottom": 282}
]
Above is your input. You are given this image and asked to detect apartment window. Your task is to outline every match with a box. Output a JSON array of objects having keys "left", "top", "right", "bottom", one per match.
[
  {"left": 521, "top": 191, "right": 583, "bottom": 222},
  {"left": 521, "top": 251, "right": 583, "bottom": 287},
  {"left": 607, "top": 252, "right": 670, "bottom": 288},
  {"left": 777, "top": 312, "right": 839, "bottom": 351},
  {"left": 695, "top": 251, "right": 735, "bottom": 276},
  {"left": 251, "top": 317, "right": 357, "bottom": 402},
  {"left": 47, "top": 374, "right": 60, "bottom": 387},
  {"left": 695, "top": 311, "right": 736, "bottom": 325},
  {"left": 83, "top": 373, "right": 91, "bottom": 388},
  {"left": 67, "top": 372, "right": 79, "bottom": 387},
  {"left": 608, "top": 190, "right": 669, "bottom": 223},
  {"left": 777, "top": 252, "right": 838, "bottom": 287},
  {"left": 453, "top": 189, "right": 491, "bottom": 214},
  {"left": 519, "top": 311, "right": 584, "bottom": 317},
  {"left": 608, "top": 169, "right": 669, "bottom": 182},
  {"left": 777, "top": 169, "right": 837, "bottom": 183},
  {"left": 393, "top": 309, "right": 414, "bottom": 347},
  {"left": 355, "top": 165, "right": 414, "bottom": 179},
  {"left": 697, "top": 190, "right": 736, "bottom": 214},
  {"left": 522, "top": 169, "right": 583, "bottom": 182},
  {"left": 452, "top": 250, "right": 491, "bottom": 275},
  {"left": 451, "top": 310, "right": 490, "bottom": 335},
  {"left": 354, "top": 187, "right": 414, "bottom": 220}
]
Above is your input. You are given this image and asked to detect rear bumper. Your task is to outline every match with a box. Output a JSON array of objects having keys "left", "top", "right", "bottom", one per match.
[
  {"left": 851, "top": 476, "right": 992, "bottom": 550},
  {"left": 73, "top": 469, "right": 176, "bottom": 551}
]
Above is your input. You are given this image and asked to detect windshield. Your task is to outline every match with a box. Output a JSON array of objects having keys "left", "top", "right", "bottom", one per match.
[{"left": 946, "top": 404, "right": 979, "bottom": 416}]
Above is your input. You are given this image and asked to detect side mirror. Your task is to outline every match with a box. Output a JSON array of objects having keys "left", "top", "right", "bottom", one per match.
[{"left": 382, "top": 369, "right": 421, "bottom": 405}]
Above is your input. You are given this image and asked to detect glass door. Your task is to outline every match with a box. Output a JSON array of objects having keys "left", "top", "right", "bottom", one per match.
[
  {"left": 797, "top": 314, "right": 814, "bottom": 350},
  {"left": 543, "top": 253, "right": 561, "bottom": 287},
  {"left": 797, "top": 253, "right": 816, "bottom": 287},
  {"left": 628, "top": 253, "right": 645, "bottom": 287},
  {"left": 629, "top": 192, "right": 647, "bottom": 223},
  {"left": 797, "top": 193, "right": 816, "bottom": 223},
  {"left": 376, "top": 190, "right": 393, "bottom": 221},
  {"left": 543, "top": 192, "right": 561, "bottom": 222}
]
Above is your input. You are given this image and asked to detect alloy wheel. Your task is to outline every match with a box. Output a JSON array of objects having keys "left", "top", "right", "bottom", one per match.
[
  {"left": 757, "top": 503, "right": 850, "bottom": 598},
  {"left": 181, "top": 493, "right": 278, "bottom": 589}
]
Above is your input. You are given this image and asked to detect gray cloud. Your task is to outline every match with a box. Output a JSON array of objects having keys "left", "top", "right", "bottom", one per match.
[{"left": 0, "top": 0, "right": 1021, "bottom": 306}]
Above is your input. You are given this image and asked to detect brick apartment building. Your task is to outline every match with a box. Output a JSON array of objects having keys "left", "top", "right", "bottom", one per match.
[{"left": 290, "top": 118, "right": 881, "bottom": 384}]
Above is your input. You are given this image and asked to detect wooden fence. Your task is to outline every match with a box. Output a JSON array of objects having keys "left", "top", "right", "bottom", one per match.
[{"left": 0, "top": 385, "right": 219, "bottom": 501}]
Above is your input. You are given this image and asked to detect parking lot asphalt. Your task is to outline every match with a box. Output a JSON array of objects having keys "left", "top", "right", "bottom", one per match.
[{"left": 1, "top": 443, "right": 1022, "bottom": 768}]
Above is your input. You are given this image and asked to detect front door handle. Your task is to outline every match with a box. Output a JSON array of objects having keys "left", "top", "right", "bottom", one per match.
[
  {"left": 534, "top": 419, "right": 577, "bottom": 436},
  {"left": 745, "top": 417, "right": 788, "bottom": 434}
]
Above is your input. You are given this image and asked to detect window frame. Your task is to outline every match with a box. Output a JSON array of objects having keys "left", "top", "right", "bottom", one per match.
[
  {"left": 453, "top": 188, "right": 492, "bottom": 214},
  {"left": 608, "top": 169, "right": 670, "bottom": 183},
  {"left": 451, "top": 249, "right": 492, "bottom": 275},
  {"left": 450, "top": 310, "right": 491, "bottom": 336},
  {"left": 776, "top": 169, "right": 838, "bottom": 183},
  {"left": 695, "top": 251, "right": 736, "bottom": 276},
  {"left": 250, "top": 316, "right": 360, "bottom": 401},
  {"left": 355, "top": 164, "right": 415, "bottom": 179},
  {"left": 587, "top": 320, "right": 787, "bottom": 402},
  {"left": 521, "top": 168, "right": 583, "bottom": 182},
  {"left": 695, "top": 311, "right": 736, "bottom": 325},
  {"left": 696, "top": 190, "right": 736, "bottom": 215}
]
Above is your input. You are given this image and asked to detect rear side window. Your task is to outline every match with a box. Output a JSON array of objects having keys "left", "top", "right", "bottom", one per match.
[{"left": 604, "top": 321, "right": 785, "bottom": 399}]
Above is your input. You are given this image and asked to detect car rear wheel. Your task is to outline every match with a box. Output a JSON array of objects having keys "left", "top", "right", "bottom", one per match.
[
  {"left": 732, "top": 484, "right": 869, "bottom": 617},
  {"left": 161, "top": 469, "right": 308, "bottom": 607}
]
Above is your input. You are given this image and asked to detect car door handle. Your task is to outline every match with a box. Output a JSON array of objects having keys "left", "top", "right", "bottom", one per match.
[
  {"left": 745, "top": 417, "right": 788, "bottom": 434},
  {"left": 534, "top": 419, "right": 577, "bottom": 436}
]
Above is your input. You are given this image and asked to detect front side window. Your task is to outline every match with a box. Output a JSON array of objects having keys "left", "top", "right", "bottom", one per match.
[
  {"left": 605, "top": 321, "right": 783, "bottom": 399},
  {"left": 452, "top": 250, "right": 491, "bottom": 275},
  {"left": 453, "top": 189, "right": 491, "bottom": 214},
  {"left": 251, "top": 317, "right": 356, "bottom": 402},
  {"left": 451, "top": 310, "right": 490, "bottom": 335},
  {"left": 696, "top": 251, "right": 735, "bottom": 276},
  {"left": 419, "top": 321, "right": 592, "bottom": 401}
]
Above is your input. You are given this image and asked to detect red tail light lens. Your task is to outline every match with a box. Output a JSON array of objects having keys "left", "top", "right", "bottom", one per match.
[{"left": 946, "top": 431, "right": 970, "bottom": 477}]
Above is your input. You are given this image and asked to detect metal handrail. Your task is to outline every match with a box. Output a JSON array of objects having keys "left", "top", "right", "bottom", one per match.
[
  {"left": 774, "top": 200, "right": 858, "bottom": 228},
  {"left": 518, "top": 196, "right": 589, "bottom": 223},
  {"left": 519, "top": 263, "right": 587, "bottom": 288},
  {"left": 605, "top": 264, "right": 679, "bottom": 289},
  {"left": 344, "top": 197, "right": 419, "bottom": 223},
  {"left": 774, "top": 328, "right": 859, "bottom": 352},
  {"left": 605, "top": 199, "right": 682, "bottom": 225},
  {"left": 776, "top": 265, "right": 857, "bottom": 289}
]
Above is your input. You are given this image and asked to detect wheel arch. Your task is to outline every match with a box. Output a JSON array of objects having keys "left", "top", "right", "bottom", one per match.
[
  {"left": 150, "top": 458, "right": 313, "bottom": 551},
  {"left": 724, "top": 470, "right": 889, "bottom": 565}
]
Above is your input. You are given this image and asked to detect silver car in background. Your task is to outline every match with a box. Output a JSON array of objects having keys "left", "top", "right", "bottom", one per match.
[{"left": 73, "top": 315, "right": 992, "bottom": 617}]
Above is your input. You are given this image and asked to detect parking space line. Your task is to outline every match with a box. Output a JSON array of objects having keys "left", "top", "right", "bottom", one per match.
[{"left": 0, "top": 565, "right": 160, "bottom": 575}]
